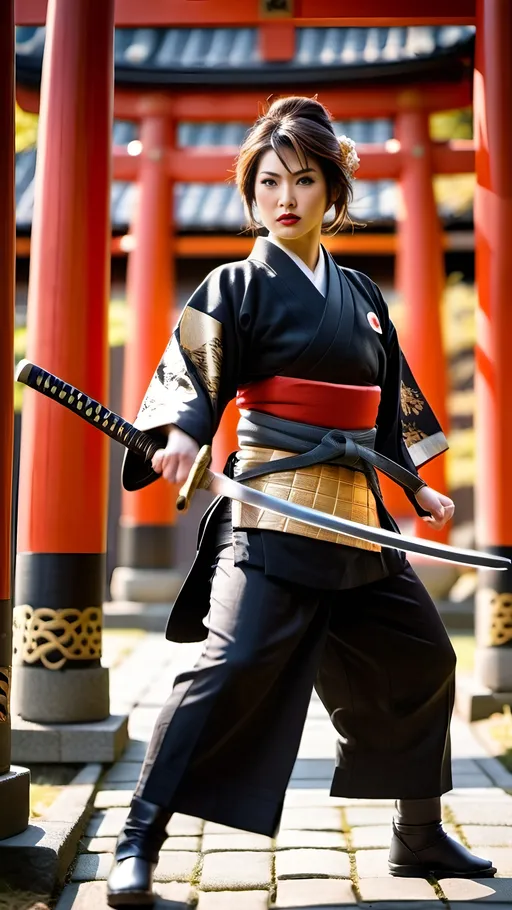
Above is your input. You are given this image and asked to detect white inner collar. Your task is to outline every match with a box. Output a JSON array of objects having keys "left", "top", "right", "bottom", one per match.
[{"left": 267, "top": 234, "right": 327, "bottom": 298}]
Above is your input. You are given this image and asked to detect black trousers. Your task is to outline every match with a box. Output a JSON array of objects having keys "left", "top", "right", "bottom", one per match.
[{"left": 135, "top": 546, "right": 456, "bottom": 837}]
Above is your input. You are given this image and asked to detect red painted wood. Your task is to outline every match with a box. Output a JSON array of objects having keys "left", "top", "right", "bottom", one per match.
[
  {"left": 17, "top": 230, "right": 474, "bottom": 260},
  {"left": 211, "top": 399, "right": 239, "bottom": 474},
  {"left": 15, "top": 0, "right": 476, "bottom": 26},
  {"left": 17, "top": 0, "right": 114, "bottom": 553},
  {"left": 396, "top": 108, "right": 449, "bottom": 543},
  {"left": 18, "top": 82, "right": 472, "bottom": 122},
  {"left": 259, "top": 23, "right": 296, "bottom": 61},
  {"left": 431, "top": 140, "right": 475, "bottom": 174},
  {"left": 120, "top": 114, "right": 177, "bottom": 528},
  {"left": 0, "top": 0, "right": 15, "bottom": 603},
  {"left": 474, "top": 0, "right": 512, "bottom": 547},
  {"left": 109, "top": 141, "right": 477, "bottom": 184}
]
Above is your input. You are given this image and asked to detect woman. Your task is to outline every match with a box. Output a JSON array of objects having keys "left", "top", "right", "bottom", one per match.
[{"left": 107, "top": 96, "right": 494, "bottom": 907}]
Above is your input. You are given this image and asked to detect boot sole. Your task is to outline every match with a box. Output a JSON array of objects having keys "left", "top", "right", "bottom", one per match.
[
  {"left": 389, "top": 863, "right": 497, "bottom": 879},
  {"left": 107, "top": 890, "right": 155, "bottom": 907}
]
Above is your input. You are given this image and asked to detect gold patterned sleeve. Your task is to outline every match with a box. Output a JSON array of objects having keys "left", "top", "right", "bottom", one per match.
[
  {"left": 122, "top": 264, "right": 245, "bottom": 491},
  {"left": 375, "top": 315, "right": 448, "bottom": 516},
  {"left": 399, "top": 355, "right": 448, "bottom": 468}
]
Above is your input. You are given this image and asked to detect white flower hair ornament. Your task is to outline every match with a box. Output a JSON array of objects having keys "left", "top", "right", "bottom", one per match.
[{"left": 337, "top": 135, "right": 360, "bottom": 178}]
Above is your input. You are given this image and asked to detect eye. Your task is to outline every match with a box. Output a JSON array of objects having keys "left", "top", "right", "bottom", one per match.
[
  {"left": 298, "top": 176, "right": 314, "bottom": 185},
  {"left": 260, "top": 178, "right": 277, "bottom": 187}
]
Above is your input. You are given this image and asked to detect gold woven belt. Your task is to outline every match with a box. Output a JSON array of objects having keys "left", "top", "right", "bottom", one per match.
[{"left": 232, "top": 445, "right": 381, "bottom": 551}]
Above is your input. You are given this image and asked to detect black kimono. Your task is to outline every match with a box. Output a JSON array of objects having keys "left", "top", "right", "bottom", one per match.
[{"left": 123, "top": 238, "right": 456, "bottom": 836}]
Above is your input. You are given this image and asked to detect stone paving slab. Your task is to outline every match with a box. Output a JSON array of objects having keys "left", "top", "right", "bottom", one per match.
[
  {"left": 275, "top": 848, "right": 351, "bottom": 879},
  {"left": 94, "top": 788, "right": 134, "bottom": 809},
  {"left": 291, "top": 759, "right": 336, "bottom": 780},
  {"left": 441, "top": 876, "right": 512, "bottom": 901},
  {"left": 71, "top": 850, "right": 197, "bottom": 883},
  {"left": 196, "top": 891, "right": 269, "bottom": 909},
  {"left": 202, "top": 833, "right": 273, "bottom": 852},
  {"left": 354, "top": 848, "right": 391, "bottom": 878},
  {"left": 446, "top": 801, "right": 512, "bottom": 826},
  {"left": 491, "top": 848, "right": 512, "bottom": 873},
  {"left": 272, "top": 878, "right": 357, "bottom": 906},
  {"left": 349, "top": 825, "right": 391, "bottom": 849},
  {"left": 356, "top": 876, "right": 439, "bottom": 901},
  {"left": 287, "top": 778, "right": 332, "bottom": 789},
  {"left": 90, "top": 812, "right": 199, "bottom": 840},
  {"left": 355, "top": 904, "right": 442, "bottom": 910},
  {"left": 283, "top": 789, "right": 351, "bottom": 808},
  {"left": 85, "top": 808, "right": 129, "bottom": 838},
  {"left": 200, "top": 851, "right": 272, "bottom": 890},
  {"left": 202, "top": 821, "right": 250, "bottom": 835},
  {"left": 276, "top": 829, "right": 346, "bottom": 849},
  {"left": 168, "top": 814, "right": 204, "bottom": 837},
  {"left": 55, "top": 880, "right": 196, "bottom": 909},
  {"left": 81, "top": 835, "right": 202, "bottom": 853},
  {"left": 452, "top": 758, "right": 490, "bottom": 773},
  {"left": 103, "top": 761, "right": 142, "bottom": 783},
  {"left": 116, "top": 739, "right": 148, "bottom": 762},
  {"left": 280, "top": 807, "right": 343, "bottom": 831},
  {"left": 453, "top": 774, "right": 494, "bottom": 789},
  {"left": 345, "top": 806, "right": 395, "bottom": 827},
  {"left": 462, "top": 826, "right": 512, "bottom": 847},
  {"left": 127, "top": 706, "right": 161, "bottom": 740}
]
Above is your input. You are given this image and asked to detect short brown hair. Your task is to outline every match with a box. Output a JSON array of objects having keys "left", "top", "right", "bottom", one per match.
[{"left": 235, "top": 96, "right": 353, "bottom": 235}]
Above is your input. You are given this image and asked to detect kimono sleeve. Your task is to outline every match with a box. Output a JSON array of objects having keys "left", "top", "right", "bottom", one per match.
[
  {"left": 372, "top": 286, "right": 448, "bottom": 515},
  {"left": 122, "top": 265, "right": 245, "bottom": 492}
]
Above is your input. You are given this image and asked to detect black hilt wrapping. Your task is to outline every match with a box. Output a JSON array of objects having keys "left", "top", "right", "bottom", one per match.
[{"left": 15, "top": 360, "right": 162, "bottom": 463}]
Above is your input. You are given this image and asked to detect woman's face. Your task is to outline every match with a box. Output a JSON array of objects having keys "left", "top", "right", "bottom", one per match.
[{"left": 254, "top": 147, "right": 329, "bottom": 241}]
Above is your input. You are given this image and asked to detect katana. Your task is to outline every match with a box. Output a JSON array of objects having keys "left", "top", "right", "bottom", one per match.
[{"left": 15, "top": 359, "right": 510, "bottom": 572}]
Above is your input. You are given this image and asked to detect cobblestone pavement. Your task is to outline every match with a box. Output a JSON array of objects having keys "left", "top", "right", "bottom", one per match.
[{"left": 57, "top": 634, "right": 512, "bottom": 909}]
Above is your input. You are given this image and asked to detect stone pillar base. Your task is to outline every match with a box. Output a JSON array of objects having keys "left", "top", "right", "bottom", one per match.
[
  {"left": 0, "top": 766, "right": 30, "bottom": 839},
  {"left": 110, "top": 566, "right": 183, "bottom": 604},
  {"left": 12, "top": 665, "right": 109, "bottom": 724},
  {"left": 455, "top": 674, "right": 512, "bottom": 722},
  {"left": 475, "top": 646, "right": 512, "bottom": 692}
]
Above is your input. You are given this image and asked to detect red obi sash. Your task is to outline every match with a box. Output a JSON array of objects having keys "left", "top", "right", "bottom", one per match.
[{"left": 236, "top": 376, "right": 381, "bottom": 431}]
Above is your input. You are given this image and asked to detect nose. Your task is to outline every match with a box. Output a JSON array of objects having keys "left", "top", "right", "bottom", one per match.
[{"left": 278, "top": 184, "right": 296, "bottom": 210}]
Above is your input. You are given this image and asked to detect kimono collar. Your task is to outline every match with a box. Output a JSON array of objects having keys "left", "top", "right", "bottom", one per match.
[
  {"left": 248, "top": 237, "right": 328, "bottom": 308},
  {"left": 266, "top": 234, "right": 327, "bottom": 298}
]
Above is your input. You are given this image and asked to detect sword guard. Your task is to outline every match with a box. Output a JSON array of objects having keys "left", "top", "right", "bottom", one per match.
[{"left": 176, "top": 445, "right": 212, "bottom": 512}]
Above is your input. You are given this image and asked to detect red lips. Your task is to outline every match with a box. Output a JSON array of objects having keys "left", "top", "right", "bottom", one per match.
[{"left": 277, "top": 214, "right": 301, "bottom": 225}]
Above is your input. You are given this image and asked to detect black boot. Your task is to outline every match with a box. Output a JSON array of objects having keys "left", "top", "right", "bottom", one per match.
[
  {"left": 106, "top": 797, "right": 171, "bottom": 907},
  {"left": 388, "top": 798, "right": 496, "bottom": 879}
]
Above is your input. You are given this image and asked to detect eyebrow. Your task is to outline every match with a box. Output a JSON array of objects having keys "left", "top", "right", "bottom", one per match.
[{"left": 260, "top": 168, "right": 316, "bottom": 177}]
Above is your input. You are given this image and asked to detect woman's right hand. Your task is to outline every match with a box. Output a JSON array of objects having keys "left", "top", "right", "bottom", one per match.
[{"left": 151, "top": 426, "right": 199, "bottom": 485}]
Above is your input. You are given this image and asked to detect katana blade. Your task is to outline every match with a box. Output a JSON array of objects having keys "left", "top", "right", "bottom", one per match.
[
  {"left": 201, "top": 471, "right": 508, "bottom": 571},
  {"left": 15, "top": 359, "right": 511, "bottom": 572}
]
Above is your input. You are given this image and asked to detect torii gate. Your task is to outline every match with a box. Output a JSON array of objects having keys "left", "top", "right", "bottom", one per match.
[{"left": 1, "top": 0, "right": 511, "bottom": 840}]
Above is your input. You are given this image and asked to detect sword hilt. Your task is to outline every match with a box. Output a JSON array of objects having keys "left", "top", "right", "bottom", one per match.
[
  {"left": 15, "top": 359, "right": 164, "bottom": 462},
  {"left": 176, "top": 445, "right": 212, "bottom": 513}
]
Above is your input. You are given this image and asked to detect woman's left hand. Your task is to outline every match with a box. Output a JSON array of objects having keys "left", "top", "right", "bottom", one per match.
[{"left": 415, "top": 486, "right": 455, "bottom": 530}]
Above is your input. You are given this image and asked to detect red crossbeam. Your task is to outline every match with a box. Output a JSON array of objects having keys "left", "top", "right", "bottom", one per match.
[
  {"left": 17, "top": 83, "right": 473, "bottom": 122},
  {"left": 112, "top": 143, "right": 474, "bottom": 182},
  {"left": 15, "top": 0, "right": 476, "bottom": 27}
]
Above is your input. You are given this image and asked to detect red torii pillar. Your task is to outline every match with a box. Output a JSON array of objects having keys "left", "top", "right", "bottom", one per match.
[
  {"left": 0, "top": 0, "right": 30, "bottom": 841},
  {"left": 396, "top": 106, "right": 450, "bottom": 546},
  {"left": 111, "top": 100, "right": 184, "bottom": 604},
  {"left": 473, "top": 0, "right": 512, "bottom": 706},
  {"left": 14, "top": 0, "right": 116, "bottom": 724}
]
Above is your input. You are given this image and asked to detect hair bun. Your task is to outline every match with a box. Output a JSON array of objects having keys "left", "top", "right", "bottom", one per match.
[{"left": 337, "top": 135, "right": 360, "bottom": 178}]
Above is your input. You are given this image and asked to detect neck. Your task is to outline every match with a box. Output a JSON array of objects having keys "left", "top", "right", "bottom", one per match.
[{"left": 272, "top": 226, "right": 322, "bottom": 272}]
